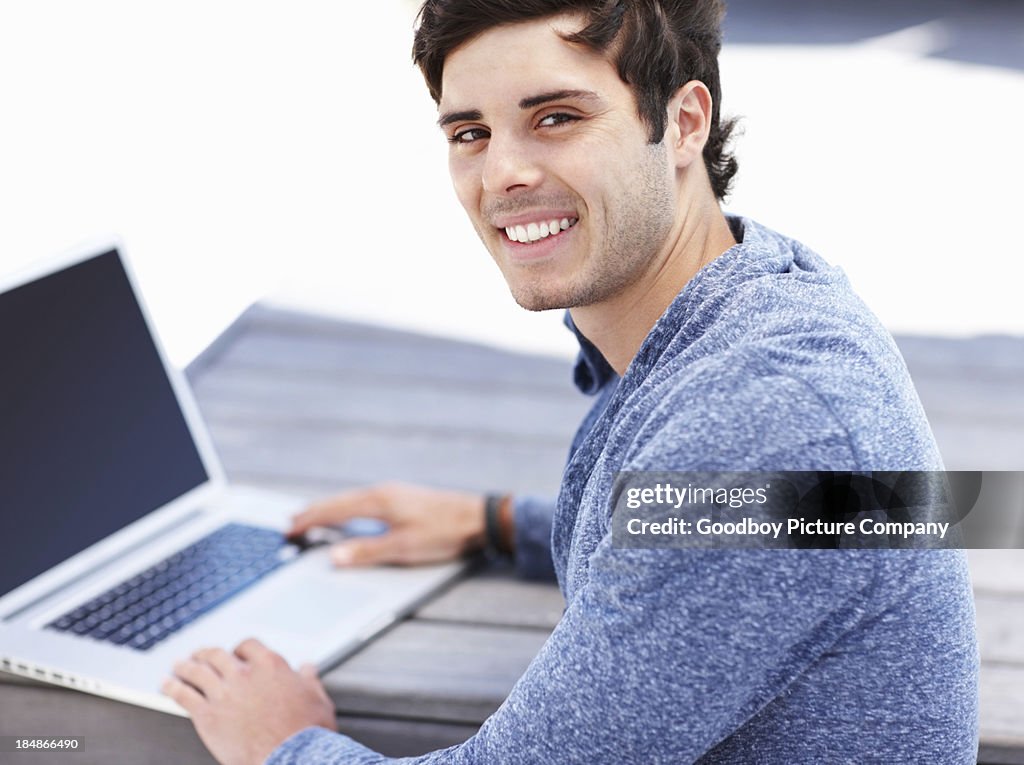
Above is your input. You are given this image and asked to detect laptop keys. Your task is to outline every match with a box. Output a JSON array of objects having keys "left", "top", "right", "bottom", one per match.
[{"left": 45, "top": 523, "right": 289, "bottom": 652}]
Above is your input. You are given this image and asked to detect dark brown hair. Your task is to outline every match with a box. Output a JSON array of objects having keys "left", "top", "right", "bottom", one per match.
[{"left": 413, "top": 0, "right": 740, "bottom": 200}]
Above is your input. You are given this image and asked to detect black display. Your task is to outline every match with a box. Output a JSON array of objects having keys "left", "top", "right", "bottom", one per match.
[{"left": 0, "top": 250, "right": 209, "bottom": 598}]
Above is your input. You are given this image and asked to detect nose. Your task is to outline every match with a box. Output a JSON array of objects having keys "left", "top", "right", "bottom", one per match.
[{"left": 481, "top": 133, "right": 543, "bottom": 195}]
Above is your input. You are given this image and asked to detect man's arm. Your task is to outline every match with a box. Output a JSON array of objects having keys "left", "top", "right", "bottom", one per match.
[{"left": 263, "top": 542, "right": 877, "bottom": 764}]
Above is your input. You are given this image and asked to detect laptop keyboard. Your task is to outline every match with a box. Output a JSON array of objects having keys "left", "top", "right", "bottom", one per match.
[{"left": 46, "top": 523, "right": 293, "bottom": 652}]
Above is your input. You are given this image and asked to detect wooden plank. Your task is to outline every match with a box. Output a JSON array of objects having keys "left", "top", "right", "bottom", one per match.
[
  {"left": 895, "top": 336, "right": 1024, "bottom": 474},
  {"left": 212, "top": 319, "right": 580, "bottom": 396},
  {"left": 970, "top": 550, "right": 1024, "bottom": 595},
  {"left": 244, "top": 303, "right": 572, "bottom": 374},
  {"left": 193, "top": 311, "right": 1024, "bottom": 417},
  {"left": 416, "top": 567, "right": 565, "bottom": 630},
  {"left": 979, "top": 745, "right": 1024, "bottom": 765},
  {"left": 896, "top": 335, "right": 1024, "bottom": 375},
  {"left": 191, "top": 369, "right": 590, "bottom": 442},
  {"left": 0, "top": 680, "right": 216, "bottom": 765},
  {"left": 322, "top": 621, "right": 548, "bottom": 724},
  {"left": 214, "top": 335, "right": 574, "bottom": 396},
  {"left": 197, "top": 311, "right": 1024, "bottom": 390},
  {"left": 976, "top": 594, "right": 1024, "bottom": 664},
  {"left": 980, "top": 664, "right": 1024, "bottom": 762},
  {"left": 913, "top": 376, "right": 1024, "bottom": 423},
  {"left": 204, "top": 421, "right": 570, "bottom": 494},
  {"left": 0, "top": 668, "right": 40, "bottom": 688},
  {"left": 927, "top": 421, "right": 1024, "bottom": 470},
  {"left": 185, "top": 305, "right": 256, "bottom": 383},
  {"left": 0, "top": 671, "right": 477, "bottom": 761}
]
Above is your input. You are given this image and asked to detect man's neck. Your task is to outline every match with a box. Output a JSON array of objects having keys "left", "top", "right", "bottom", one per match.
[{"left": 569, "top": 203, "right": 736, "bottom": 376}]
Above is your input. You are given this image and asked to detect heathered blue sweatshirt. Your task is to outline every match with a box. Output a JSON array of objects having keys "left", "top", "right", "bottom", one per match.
[{"left": 268, "top": 217, "right": 979, "bottom": 764}]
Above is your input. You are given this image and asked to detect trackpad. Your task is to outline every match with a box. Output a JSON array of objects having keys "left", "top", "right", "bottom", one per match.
[{"left": 239, "top": 577, "right": 370, "bottom": 637}]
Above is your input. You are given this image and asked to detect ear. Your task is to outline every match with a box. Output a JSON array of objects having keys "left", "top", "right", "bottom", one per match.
[{"left": 665, "top": 81, "right": 713, "bottom": 169}]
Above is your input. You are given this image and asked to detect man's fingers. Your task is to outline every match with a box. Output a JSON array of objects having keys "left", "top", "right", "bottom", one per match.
[
  {"left": 299, "top": 663, "right": 333, "bottom": 708},
  {"left": 172, "top": 659, "right": 222, "bottom": 699},
  {"left": 329, "top": 532, "right": 414, "bottom": 567},
  {"left": 161, "top": 676, "right": 206, "bottom": 713},
  {"left": 288, "top": 487, "right": 394, "bottom": 537},
  {"left": 193, "top": 647, "right": 243, "bottom": 678},
  {"left": 233, "top": 637, "right": 284, "bottom": 667}
]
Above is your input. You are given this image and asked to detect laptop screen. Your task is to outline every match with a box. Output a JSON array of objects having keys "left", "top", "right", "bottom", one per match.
[{"left": 0, "top": 250, "right": 210, "bottom": 597}]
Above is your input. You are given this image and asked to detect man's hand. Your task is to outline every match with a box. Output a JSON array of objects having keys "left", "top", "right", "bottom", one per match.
[
  {"left": 162, "top": 638, "right": 336, "bottom": 765},
  {"left": 288, "top": 482, "right": 494, "bottom": 567}
]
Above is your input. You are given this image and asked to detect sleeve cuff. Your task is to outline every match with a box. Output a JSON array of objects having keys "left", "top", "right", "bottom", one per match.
[
  {"left": 265, "top": 726, "right": 381, "bottom": 765},
  {"left": 511, "top": 495, "right": 557, "bottom": 582}
]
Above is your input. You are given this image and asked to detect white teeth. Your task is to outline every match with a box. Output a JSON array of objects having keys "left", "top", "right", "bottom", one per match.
[{"left": 503, "top": 217, "right": 578, "bottom": 243}]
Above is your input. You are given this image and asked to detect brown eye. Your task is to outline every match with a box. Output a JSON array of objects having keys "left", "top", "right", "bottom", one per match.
[
  {"left": 537, "top": 113, "right": 579, "bottom": 128},
  {"left": 450, "top": 127, "right": 490, "bottom": 144}
]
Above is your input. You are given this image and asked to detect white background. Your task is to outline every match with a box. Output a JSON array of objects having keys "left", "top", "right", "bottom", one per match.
[{"left": 1, "top": 1, "right": 1022, "bottom": 366}]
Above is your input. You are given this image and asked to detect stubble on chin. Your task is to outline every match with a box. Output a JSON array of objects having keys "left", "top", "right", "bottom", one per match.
[
  {"left": 498, "top": 259, "right": 564, "bottom": 313},
  {"left": 469, "top": 227, "right": 574, "bottom": 312},
  {"left": 508, "top": 284, "right": 562, "bottom": 313}
]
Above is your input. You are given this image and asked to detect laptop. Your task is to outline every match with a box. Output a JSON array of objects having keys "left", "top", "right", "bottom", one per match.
[{"left": 0, "top": 238, "right": 464, "bottom": 715}]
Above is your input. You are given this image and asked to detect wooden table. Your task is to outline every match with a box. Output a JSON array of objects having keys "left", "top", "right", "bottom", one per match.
[{"left": 1, "top": 305, "right": 1022, "bottom": 763}]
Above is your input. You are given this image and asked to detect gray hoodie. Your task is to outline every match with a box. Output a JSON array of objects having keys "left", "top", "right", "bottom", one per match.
[{"left": 269, "top": 216, "right": 979, "bottom": 764}]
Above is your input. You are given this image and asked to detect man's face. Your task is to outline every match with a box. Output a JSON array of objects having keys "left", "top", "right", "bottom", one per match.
[{"left": 439, "top": 14, "right": 678, "bottom": 312}]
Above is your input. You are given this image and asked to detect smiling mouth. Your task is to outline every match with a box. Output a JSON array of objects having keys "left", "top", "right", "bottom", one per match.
[{"left": 502, "top": 217, "right": 578, "bottom": 244}]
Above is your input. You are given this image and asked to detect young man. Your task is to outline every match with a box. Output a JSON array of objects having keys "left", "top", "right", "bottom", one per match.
[{"left": 165, "top": 2, "right": 980, "bottom": 762}]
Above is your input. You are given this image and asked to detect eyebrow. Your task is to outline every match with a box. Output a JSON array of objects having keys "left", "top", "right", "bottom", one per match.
[
  {"left": 437, "top": 109, "right": 482, "bottom": 128},
  {"left": 518, "top": 89, "right": 601, "bottom": 110},
  {"left": 437, "top": 89, "right": 602, "bottom": 128}
]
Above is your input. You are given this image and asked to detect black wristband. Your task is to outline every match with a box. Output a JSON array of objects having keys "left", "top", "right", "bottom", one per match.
[{"left": 484, "top": 493, "right": 509, "bottom": 557}]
